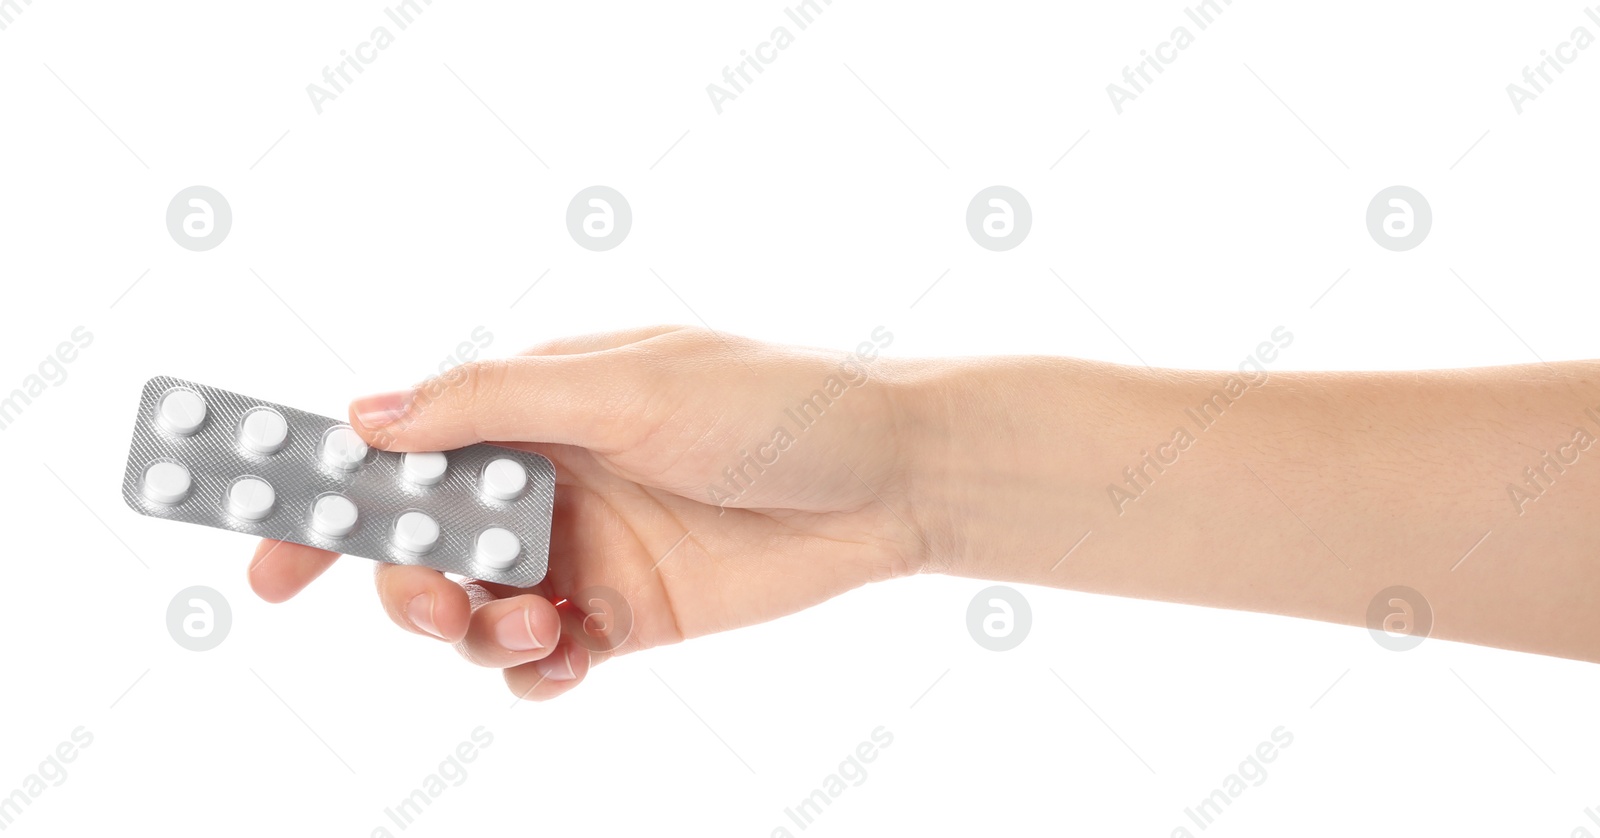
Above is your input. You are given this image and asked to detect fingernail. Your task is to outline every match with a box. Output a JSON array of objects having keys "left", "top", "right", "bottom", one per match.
[
  {"left": 407, "top": 594, "right": 443, "bottom": 639},
  {"left": 536, "top": 649, "right": 576, "bottom": 681},
  {"left": 493, "top": 607, "right": 545, "bottom": 652},
  {"left": 352, "top": 390, "right": 410, "bottom": 430}
]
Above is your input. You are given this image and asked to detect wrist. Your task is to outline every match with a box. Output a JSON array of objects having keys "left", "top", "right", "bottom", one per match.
[{"left": 892, "top": 357, "right": 1131, "bottom": 583}]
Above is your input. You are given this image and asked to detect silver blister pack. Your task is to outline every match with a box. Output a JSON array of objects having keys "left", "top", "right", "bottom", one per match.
[{"left": 121, "top": 376, "right": 555, "bottom": 587}]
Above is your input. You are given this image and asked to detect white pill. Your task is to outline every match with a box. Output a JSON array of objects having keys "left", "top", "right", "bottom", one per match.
[
  {"left": 311, "top": 494, "right": 359, "bottom": 538},
  {"left": 239, "top": 407, "right": 288, "bottom": 455},
  {"left": 480, "top": 458, "right": 527, "bottom": 501},
  {"left": 227, "top": 477, "right": 276, "bottom": 522},
  {"left": 474, "top": 527, "right": 520, "bottom": 570},
  {"left": 402, "top": 452, "right": 448, "bottom": 487},
  {"left": 392, "top": 511, "right": 440, "bottom": 554},
  {"left": 141, "top": 461, "right": 192, "bottom": 505},
  {"left": 157, "top": 388, "right": 207, "bottom": 436},
  {"left": 320, "top": 425, "right": 368, "bottom": 471}
]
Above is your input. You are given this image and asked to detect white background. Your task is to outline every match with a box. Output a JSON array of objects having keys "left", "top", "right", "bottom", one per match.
[{"left": 3, "top": 1, "right": 1599, "bottom": 835}]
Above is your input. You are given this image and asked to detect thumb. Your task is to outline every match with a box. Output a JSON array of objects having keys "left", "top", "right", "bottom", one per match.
[{"left": 348, "top": 356, "right": 644, "bottom": 453}]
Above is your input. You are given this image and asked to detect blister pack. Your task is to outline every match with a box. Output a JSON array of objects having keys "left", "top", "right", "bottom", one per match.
[{"left": 120, "top": 376, "right": 555, "bottom": 587}]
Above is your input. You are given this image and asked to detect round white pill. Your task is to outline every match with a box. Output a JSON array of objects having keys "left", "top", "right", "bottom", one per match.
[
  {"left": 311, "top": 494, "right": 358, "bottom": 538},
  {"left": 480, "top": 458, "right": 527, "bottom": 501},
  {"left": 141, "top": 461, "right": 191, "bottom": 505},
  {"left": 239, "top": 407, "right": 288, "bottom": 455},
  {"left": 392, "top": 511, "right": 440, "bottom": 554},
  {"left": 474, "top": 527, "right": 520, "bottom": 570},
  {"left": 227, "top": 476, "right": 276, "bottom": 522},
  {"left": 320, "top": 425, "right": 368, "bottom": 471},
  {"left": 402, "top": 452, "right": 448, "bottom": 487},
  {"left": 157, "top": 388, "right": 207, "bottom": 436}
]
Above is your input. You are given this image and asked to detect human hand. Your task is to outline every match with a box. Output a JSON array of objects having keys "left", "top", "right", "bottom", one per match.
[
  {"left": 247, "top": 325, "right": 925, "bottom": 700},
  {"left": 247, "top": 325, "right": 1600, "bottom": 683}
]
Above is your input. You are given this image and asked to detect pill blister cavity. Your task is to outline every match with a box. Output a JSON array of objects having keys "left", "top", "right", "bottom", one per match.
[
  {"left": 157, "top": 388, "right": 207, "bottom": 436},
  {"left": 312, "top": 494, "right": 358, "bottom": 538},
  {"left": 392, "top": 511, "right": 440, "bottom": 554},
  {"left": 474, "top": 527, "right": 520, "bottom": 570},
  {"left": 239, "top": 407, "right": 288, "bottom": 455},
  {"left": 320, "top": 425, "right": 369, "bottom": 471},
  {"left": 481, "top": 458, "right": 527, "bottom": 501},
  {"left": 228, "top": 476, "right": 276, "bottom": 522},
  {"left": 142, "top": 461, "right": 192, "bottom": 505},
  {"left": 402, "top": 452, "right": 448, "bottom": 487}
]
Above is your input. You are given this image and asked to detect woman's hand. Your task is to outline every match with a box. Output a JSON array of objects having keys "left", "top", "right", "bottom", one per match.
[
  {"left": 250, "top": 325, "right": 1600, "bottom": 680},
  {"left": 247, "top": 325, "right": 928, "bottom": 700}
]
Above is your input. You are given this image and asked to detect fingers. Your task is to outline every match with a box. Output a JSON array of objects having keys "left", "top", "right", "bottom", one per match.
[
  {"left": 249, "top": 540, "right": 339, "bottom": 603},
  {"left": 347, "top": 324, "right": 689, "bottom": 454},
  {"left": 504, "top": 604, "right": 603, "bottom": 702},
  {"left": 455, "top": 593, "right": 563, "bottom": 668},
  {"left": 372, "top": 564, "right": 592, "bottom": 700},
  {"left": 347, "top": 351, "right": 653, "bottom": 454},
  {"left": 373, "top": 563, "right": 472, "bottom": 642},
  {"left": 367, "top": 555, "right": 624, "bottom": 701}
]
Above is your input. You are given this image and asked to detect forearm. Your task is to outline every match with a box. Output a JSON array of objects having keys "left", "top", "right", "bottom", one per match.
[{"left": 901, "top": 357, "right": 1600, "bottom": 662}]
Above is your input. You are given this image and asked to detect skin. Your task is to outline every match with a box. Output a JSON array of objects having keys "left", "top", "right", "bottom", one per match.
[{"left": 249, "top": 326, "right": 1600, "bottom": 700}]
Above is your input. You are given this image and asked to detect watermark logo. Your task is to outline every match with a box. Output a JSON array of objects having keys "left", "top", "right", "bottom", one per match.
[
  {"left": 1366, "top": 585, "right": 1431, "bottom": 651},
  {"left": 966, "top": 186, "right": 1031, "bottom": 251},
  {"left": 568, "top": 585, "right": 634, "bottom": 653},
  {"left": 305, "top": 0, "right": 435, "bottom": 114},
  {"left": 1505, "top": 408, "right": 1600, "bottom": 515},
  {"left": 1170, "top": 726, "right": 1293, "bottom": 836},
  {"left": 566, "top": 186, "right": 631, "bottom": 251},
  {"left": 166, "top": 585, "right": 231, "bottom": 651},
  {"left": 1365, "top": 186, "right": 1430, "bottom": 252},
  {"left": 0, "top": 326, "right": 93, "bottom": 433},
  {"left": 368, "top": 325, "right": 495, "bottom": 449},
  {"left": 166, "top": 186, "right": 232, "bottom": 252},
  {"left": 1505, "top": 7, "right": 1600, "bottom": 114},
  {"left": 373, "top": 726, "right": 494, "bottom": 836},
  {"left": 706, "top": 0, "right": 836, "bottom": 114},
  {"left": 1108, "top": 326, "right": 1293, "bottom": 514},
  {"left": 0, "top": 0, "right": 37, "bottom": 33},
  {"left": 966, "top": 585, "right": 1031, "bottom": 651},
  {"left": 0, "top": 727, "right": 93, "bottom": 831},
  {"left": 707, "top": 327, "right": 893, "bottom": 512},
  {"left": 772, "top": 726, "right": 893, "bottom": 836},
  {"left": 1106, "top": 0, "right": 1236, "bottom": 114}
]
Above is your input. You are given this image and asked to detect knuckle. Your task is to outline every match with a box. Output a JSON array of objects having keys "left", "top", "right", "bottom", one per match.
[
  {"left": 675, "top": 326, "right": 725, "bottom": 353},
  {"left": 452, "top": 358, "right": 515, "bottom": 430},
  {"left": 455, "top": 358, "right": 509, "bottom": 408}
]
